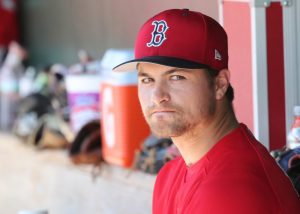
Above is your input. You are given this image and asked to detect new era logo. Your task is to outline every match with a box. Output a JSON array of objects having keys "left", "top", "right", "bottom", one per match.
[{"left": 215, "top": 49, "right": 222, "bottom": 61}]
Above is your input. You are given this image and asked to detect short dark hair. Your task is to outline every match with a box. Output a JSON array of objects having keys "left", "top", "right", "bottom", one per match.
[{"left": 204, "top": 68, "right": 234, "bottom": 103}]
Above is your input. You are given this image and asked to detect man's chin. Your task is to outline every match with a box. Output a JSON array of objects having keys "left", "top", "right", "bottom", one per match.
[
  {"left": 150, "top": 126, "right": 182, "bottom": 138},
  {"left": 147, "top": 118, "right": 187, "bottom": 137},
  {"left": 151, "top": 132, "right": 171, "bottom": 138}
]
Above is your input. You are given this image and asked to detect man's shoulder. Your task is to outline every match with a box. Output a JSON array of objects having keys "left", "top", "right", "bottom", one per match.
[
  {"left": 200, "top": 124, "right": 300, "bottom": 213},
  {"left": 154, "top": 157, "right": 185, "bottom": 187},
  {"left": 207, "top": 123, "right": 271, "bottom": 168},
  {"left": 153, "top": 156, "right": 185, "bottom": 200},
  {"left": 157, "top": 156, "right": 184, "bottom": 177}
]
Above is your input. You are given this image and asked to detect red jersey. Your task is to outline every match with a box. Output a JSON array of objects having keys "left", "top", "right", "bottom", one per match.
[{"left": 153, "top": 124, "right": 300, "bottom": 214}]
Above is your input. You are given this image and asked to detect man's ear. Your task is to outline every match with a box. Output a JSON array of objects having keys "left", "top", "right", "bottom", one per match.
[{"left": 215, "top": 69, "right": 230, "bottom": 100}]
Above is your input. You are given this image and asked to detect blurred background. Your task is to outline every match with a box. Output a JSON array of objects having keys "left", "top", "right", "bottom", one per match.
[{"left": 19, "top": 0, "right": 218, "bottom": 67}]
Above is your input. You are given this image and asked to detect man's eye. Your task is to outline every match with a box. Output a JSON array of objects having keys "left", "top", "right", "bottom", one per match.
[
  {"left": 170, "top": 75, "right": 185, "bottom": 80},
  {"left": 140, "top": 77, "right": 153, "bottom": 84}
]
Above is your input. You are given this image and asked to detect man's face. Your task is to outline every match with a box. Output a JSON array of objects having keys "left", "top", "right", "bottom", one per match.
[{"left": 137, "top": 63, "right": 217, "bottom": 138}]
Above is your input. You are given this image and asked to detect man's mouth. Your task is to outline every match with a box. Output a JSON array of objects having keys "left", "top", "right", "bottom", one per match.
[{"left": 150, "top": 109, "right": 176, "bottom": 116}]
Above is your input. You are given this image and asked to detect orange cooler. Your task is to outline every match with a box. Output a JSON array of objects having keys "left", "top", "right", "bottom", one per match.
[{"left": 101, "top": 72, "right": 150, "bottom": 168}]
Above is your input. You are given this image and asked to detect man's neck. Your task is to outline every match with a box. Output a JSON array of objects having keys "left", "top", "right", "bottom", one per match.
[{"left": 171, "top": 106, "right": 239, "bottom": 166}]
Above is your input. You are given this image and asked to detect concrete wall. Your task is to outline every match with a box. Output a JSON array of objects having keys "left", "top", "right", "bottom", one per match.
[{"left": 19, "top": 0, "right": 219, "bottom": 67}]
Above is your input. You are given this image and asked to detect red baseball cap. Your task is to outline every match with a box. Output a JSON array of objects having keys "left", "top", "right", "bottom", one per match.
[{"left": 113, "top": 8, "right": 228, "bottom": 71}]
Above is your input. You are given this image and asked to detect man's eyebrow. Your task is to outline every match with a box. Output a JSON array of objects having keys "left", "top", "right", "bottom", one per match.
[
  {"left": 165, "top": 68, "right": 189, "bottom": 74},
  {"left": 137, "top": 67, "right": 191, "bottom": 77},
  {"left": 164, "top": 68, "right": 196, "bottom": 77},
  {"left": 137, "top": 71, "right": 150, "bottom": 77}
]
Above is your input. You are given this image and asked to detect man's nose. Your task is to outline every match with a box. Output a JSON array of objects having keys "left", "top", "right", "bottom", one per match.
[{"left": 151, "top": 82, "right": 170, "bottom": 105}]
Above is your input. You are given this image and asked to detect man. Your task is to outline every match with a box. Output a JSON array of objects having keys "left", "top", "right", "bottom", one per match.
[{"left": 113, "top": 9, "right": 300, "bottom": 214}]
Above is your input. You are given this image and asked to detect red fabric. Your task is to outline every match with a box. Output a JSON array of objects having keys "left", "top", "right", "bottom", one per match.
[
  {"left": 266, "top": 3, "right": 286, "bottom": 150},
  {"left": 0, "top": 0, "right": 19, "bottom": 47},
  {"left": 153, "top": 124, "right": 300, "bottom": 214}
]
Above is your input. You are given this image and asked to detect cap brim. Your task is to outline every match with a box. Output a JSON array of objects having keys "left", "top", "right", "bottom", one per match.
[{"left": 113, "top": 56, "right": 210, "bottom": 72}]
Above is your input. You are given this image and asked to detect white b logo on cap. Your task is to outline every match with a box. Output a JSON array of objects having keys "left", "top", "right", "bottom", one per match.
[{"left": 147, "top": 20, "right": 169, "bottom": 47}]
